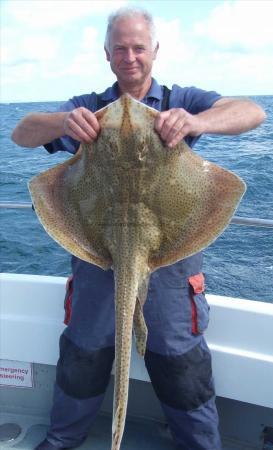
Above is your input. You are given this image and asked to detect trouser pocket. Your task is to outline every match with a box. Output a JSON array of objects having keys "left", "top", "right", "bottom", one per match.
[
  {"left": 64, "top": 275, "right": 73, "bottom": 325},
  {"left": 188, "top": 273, "right": 210, "bottom": 334}
]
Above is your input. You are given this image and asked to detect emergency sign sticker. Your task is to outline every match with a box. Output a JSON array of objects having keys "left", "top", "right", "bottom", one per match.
[{"left": 0, "top": 359, "right": 33, "bottom": 388}]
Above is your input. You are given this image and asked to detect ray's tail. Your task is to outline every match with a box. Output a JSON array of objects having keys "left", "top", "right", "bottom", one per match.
[
  {"left": 106, "top": 203, "right": 160, "bottom": 450},
  {"left": 111, "top": 250, "right": 149, "bottom": 450}
]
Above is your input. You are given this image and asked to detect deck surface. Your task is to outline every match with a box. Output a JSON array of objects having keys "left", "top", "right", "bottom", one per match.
[{"left": 0, "top": 412, "right": 262, "bottom": 450}]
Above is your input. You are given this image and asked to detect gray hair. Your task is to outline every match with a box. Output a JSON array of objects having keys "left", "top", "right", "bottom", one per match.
[{"left": 104, "top": 6, "right": 158, "bottom": 51}]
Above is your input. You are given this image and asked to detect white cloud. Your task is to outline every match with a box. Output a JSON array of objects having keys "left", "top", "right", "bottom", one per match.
[
  {"left": 82, "top": 27, "right": 100, "bottom": 52},
  {"left": 152, "top": 1, "right": 273, "bottom": 96},
  {"left": 194, "top": 0, "right": 273, "bottom": 51},
  {"left": 153, "top": 17, "right": 202, "bottom": 92},
  {"left": 154, "top": 17, "right": 194, "bottom": 69},
  {"left": 47, "top": 26, "right": 103, "bottom": 78},
  {"left": 1, "top": 25, "right": 60, "bottom": 95},
  {"left": 21, "top": 35, "right": 60, "bottom": 60},
  {"left": 1, "top": 19, "right": 115, "bottom": 101},
  {"left": 2, "top": 19, "right": 61, "bottom": 66},
  {"left": 4, "top": 0, "right": 127, "bottom": 29},
  {"left": 1, "top": 60, "right": 37, "bottom": 86}
]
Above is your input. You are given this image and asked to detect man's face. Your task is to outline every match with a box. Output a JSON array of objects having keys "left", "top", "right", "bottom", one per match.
[{"left": 105, "top": 16, "right": 158, "bottom": 87}]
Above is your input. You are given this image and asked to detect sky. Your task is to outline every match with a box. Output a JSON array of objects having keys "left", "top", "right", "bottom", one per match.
[{"left": 1, "top": 0, "right": 273, "bottom": 103}]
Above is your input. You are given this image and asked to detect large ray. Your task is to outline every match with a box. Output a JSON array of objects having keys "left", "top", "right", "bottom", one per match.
[{"left": 29, "top": 94, "right": 246, "bottom": 450}]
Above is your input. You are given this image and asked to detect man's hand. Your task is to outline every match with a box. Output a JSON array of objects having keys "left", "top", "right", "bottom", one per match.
[
  {"left": 154, "top": 108, "right": 203, "bottom": 148},
  {"left": 63, "top": 107, "right": 101, "bottom": 143}
]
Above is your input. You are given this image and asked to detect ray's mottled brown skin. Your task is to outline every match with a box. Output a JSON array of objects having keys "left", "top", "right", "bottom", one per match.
[{"left": 29, "top": 94, "right": 246, "bottom": 450}]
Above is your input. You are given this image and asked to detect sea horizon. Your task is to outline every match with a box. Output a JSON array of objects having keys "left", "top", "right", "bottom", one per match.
[{"left": 1, "top": 93, "right": 272, "bottom": 105}]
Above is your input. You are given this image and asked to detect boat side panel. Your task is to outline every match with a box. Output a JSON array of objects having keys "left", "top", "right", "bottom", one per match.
[{"left": 0, "top": 273, "right": 273, "bottom": 407}]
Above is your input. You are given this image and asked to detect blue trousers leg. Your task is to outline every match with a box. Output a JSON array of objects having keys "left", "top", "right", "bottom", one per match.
[
  {"left": 143, "top": 262, "right": 222, "bottom": 450},
  {"left": 46, "top": 260, "right": 116, "bottom": 448},
  {"left": 161, "top": 396, "right": 221, "bottom": 450},
  {"left": 47, "top": 385, "right": 105, "bottom": 448}
]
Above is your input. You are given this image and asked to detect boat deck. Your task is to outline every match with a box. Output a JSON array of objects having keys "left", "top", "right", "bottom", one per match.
[{"left": 0, "top": 411, "right": 262, "bottom": 450}]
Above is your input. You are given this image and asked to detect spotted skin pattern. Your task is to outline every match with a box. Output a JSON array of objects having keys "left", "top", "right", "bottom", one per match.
[{"left": 29, "top": 94, "right": 246, "bottom": 450}]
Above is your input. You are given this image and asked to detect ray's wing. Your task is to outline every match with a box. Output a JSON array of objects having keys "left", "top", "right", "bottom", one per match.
[
  {"left": 28, "top": 96, "right": 137, "bottom": 270},
  {"left": 29, "top": 144, "right": 113, "bottom": 269},
  {"left": 147, "top": 141, "right": 246, "bottom": 270}
]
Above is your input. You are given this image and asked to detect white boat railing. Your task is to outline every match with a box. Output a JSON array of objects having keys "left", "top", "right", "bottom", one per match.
[
  {"left": 0, "top": 201, "right": 32, "bottom": 209},
  {"left": 1, "top": 201, "right": 273, "bottom": 228}
]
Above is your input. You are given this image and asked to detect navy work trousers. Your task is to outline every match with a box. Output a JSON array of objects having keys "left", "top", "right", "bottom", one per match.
[{"left": 46, "top": 254, "right": 222, "bottom": 450}]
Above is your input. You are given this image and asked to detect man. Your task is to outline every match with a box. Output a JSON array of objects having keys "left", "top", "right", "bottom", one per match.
[{"left": 12, "top": 7, "right": 266, "bottom": 450}]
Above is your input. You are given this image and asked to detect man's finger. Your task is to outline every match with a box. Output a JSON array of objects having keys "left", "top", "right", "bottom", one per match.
[
  {"left": 66, "top": 119, "right": 96, "bottom": 143},
  {"left": 73, "top": 115, "right": 99, "bottom": 140},
  {"left": 82, "top": 109, "right": 100, "bottom": 134},
  {"left": 167, "top": 124, "right": 192, "bottom": 148},
  {"left": 154, "top": 110, "right": 170, "bottom": 132},
  {"left": 161, "top": 116, "right": 184, "bottom": 142}
]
